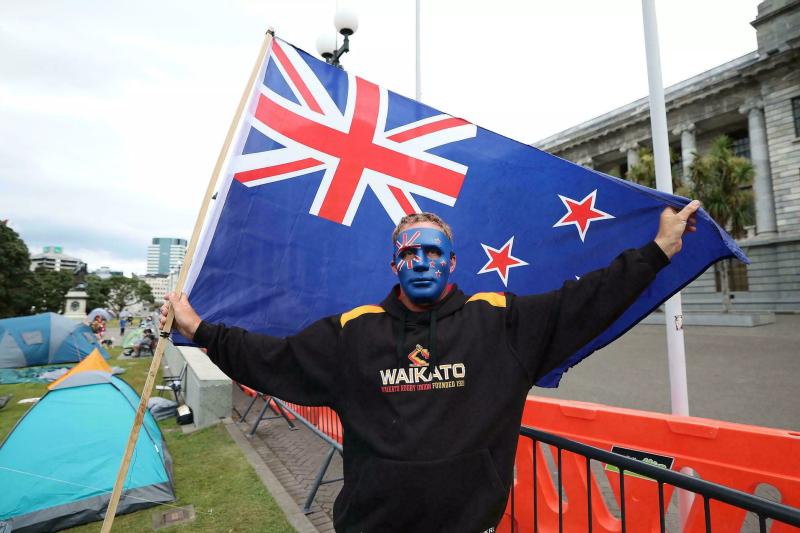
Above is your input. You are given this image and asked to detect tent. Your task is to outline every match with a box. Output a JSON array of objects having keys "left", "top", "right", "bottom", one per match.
[
  {"left": 0, "top": 313, "right": 109, "bottom": 368},
  {"left": 121, "top": 327, "right": 146, "bottom": 349},
  {"left": 0, "top": 351, "right": 175, "bottom": 532}
]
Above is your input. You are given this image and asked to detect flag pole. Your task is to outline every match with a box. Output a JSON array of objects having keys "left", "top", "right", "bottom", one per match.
[
  {"left": 100, "top": 29, "right": 274, "bottom": 532},
  {"left": 640, "top": 0, "right": 693, "bottom": 525},
  {"left": 415, "top": 0, "right": 421, "bottom": 101}
]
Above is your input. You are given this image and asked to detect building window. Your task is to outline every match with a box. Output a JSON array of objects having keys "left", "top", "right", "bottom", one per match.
[
  {"left": 793, "top": 97, "right": 800, "bottom": 137},
  {"left": 728, "top": 130, "right": 751, "bottom": 160},
  {"left": 714, "top": 259, "right": 749, "bottom": 292}
]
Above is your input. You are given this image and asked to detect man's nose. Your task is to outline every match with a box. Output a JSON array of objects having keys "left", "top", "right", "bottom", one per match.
[{"left": 412, "top": 252, "right": 429, "bottom": 271}]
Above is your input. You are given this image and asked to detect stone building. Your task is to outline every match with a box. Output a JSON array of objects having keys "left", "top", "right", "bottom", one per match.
[{"left": 534, "top": 0, "right": 800, "bottom": 312}]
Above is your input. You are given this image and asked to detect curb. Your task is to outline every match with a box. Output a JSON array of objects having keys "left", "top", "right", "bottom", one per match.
[{"left": 224, "top": 419, "right": 319, "bottom": 533}]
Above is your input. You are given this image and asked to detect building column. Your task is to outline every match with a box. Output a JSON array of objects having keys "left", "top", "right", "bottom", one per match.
[
  {"left": 619, "top": 142, "right": 640, "bottom": 171},
  {"left": 739, "top": 99, "right": 777, "bottom": 236},
  {"left": 577, "top": 157, "right": 594, "bottom": 169},
  {"left": 672, "top": 123, "right": 696, "bottom": 186}
]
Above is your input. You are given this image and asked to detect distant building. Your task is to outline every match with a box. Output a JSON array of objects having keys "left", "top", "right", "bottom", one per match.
[
  {"left": 30, "top": 246, "right": 86, "bottom": 273},
  {"left": 534, "top": 0, "right": 800, "bottom": 312},
  {"left": 91, "top": 266, "right": 123, "bottom": 280},
  {"left": 146, "top": 238, "right": 187, "bottom": 275},
  {"left": 141, "top": 274, "right": 170, "bottom": 305}
]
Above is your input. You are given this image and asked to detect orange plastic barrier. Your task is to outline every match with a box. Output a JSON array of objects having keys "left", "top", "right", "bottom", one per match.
[
  {"left": 313, "top": 406, "right": 343, "bottom": 444},
  {"left": 280, "top": 402, "right": 343, "bottom": 444},
  {"left": 499, "top": 396, "right": 800, "bottom": 533},
  {"left": 237, "top": 383, "right": 258, "bottom": 398},
  {"left": 238, "top": 384, "right": 297, "bottom": 420}
]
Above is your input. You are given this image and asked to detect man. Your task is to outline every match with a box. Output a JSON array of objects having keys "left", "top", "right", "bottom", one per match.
[
  {"left": 132, "top": 328, "right": 156, "bottom": 357},
  {"left": 162, "top": 201, "right": 699, "bottom": 533}
]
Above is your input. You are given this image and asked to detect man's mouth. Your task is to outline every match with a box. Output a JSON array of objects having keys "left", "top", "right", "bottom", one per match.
[{"left": 410, "top": 279, "right": 434, "bottom": 286}]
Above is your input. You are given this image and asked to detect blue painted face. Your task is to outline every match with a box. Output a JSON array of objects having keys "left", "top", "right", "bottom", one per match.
[{"left": 393, "top": 227, "right": 453, "bottom": 304}]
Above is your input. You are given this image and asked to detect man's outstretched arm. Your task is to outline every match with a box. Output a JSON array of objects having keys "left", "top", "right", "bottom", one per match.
[
  {"left": 161, "top": 293, "right": 341, "bottom": 406},
  {"left": 508, "top": 200, "right": 701, "bottom": 383}
]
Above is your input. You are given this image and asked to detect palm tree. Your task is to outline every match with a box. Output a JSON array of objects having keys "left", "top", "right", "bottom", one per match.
[
  {"left": 625, "top": 147, "right": 685, "bottom": 194},
  {"left": 689, "top": 135, "right": 754, "bottom": 312}
]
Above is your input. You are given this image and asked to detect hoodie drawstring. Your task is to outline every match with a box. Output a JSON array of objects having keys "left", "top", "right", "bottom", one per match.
[
  {"left": 396, "top": 310, "right": 407, "bottom": 367},
  {"left": 428, "top": 310, "right": 437, "bottom": 365}
]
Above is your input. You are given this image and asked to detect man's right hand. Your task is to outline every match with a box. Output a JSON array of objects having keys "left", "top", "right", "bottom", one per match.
[{"left": 161, "top": 292, "right": 202, "bottom": 341}]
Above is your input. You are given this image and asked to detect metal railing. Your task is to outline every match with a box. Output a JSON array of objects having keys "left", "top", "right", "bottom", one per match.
[
  {"left": 237, "top": 392, "right": 343, "bottom": 514},
  {"left": 515, "top": 426, "right": 800, "bottom": 532}
]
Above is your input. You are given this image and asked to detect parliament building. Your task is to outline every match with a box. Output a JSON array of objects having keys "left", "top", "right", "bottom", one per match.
[{"left": 535, "top": 0, "right": 800, "bottom": 313}]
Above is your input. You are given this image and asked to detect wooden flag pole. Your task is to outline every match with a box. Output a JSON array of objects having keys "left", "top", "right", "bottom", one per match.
[{"left": 100, "top": 29, "right": 274, "bottom": 533}]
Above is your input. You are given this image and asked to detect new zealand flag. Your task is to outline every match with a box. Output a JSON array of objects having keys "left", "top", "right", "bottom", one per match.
[{"left": 182, "top": 36, "right": 746, "bottom": 387}]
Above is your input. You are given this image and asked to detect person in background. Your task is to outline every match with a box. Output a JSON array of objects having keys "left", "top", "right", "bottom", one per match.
[
  {"left": 132, "top": 328, "right": 156, "bottom": 357},
  {"left": 90, "top": 315, "right": 106, "bottom": 340},
  {"left": 120, "top": 316, "right": 127, "bottom": 336}
]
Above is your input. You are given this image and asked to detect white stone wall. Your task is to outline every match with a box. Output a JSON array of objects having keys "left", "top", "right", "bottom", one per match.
[{"left": 763, "top": 67, "right": 800, "bottom": 234}]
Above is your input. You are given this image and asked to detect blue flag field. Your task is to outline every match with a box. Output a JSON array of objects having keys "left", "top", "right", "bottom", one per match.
[{"left": 182, "top": 36, "right": 746, "bottom": 387}]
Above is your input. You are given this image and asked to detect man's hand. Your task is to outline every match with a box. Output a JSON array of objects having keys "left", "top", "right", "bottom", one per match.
[
  {"left": 654, "top": 200, "right": 701, "bottom": 259},
  {"left": 161, "top": 292, "right": 202, "bottom": 341}
]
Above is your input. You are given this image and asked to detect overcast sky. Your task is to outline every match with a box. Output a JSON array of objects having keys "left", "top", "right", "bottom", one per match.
[{"left": 1, "top": 0, "right": 759, "bottom": 275}]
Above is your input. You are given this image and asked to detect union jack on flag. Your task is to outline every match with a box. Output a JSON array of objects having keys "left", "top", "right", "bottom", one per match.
[
  {"left": 231, "top": 39, "right": 476, "bottom": 226},
  {"left": 183, "top": 36, "right": 746, "bottom": 387}
]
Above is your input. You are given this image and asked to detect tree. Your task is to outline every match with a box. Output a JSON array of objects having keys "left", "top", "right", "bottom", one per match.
[
  {"left": 27, "top": 268, "right": 74, "bottom": 313},
  {"left": 105, "top": 277, "right": 155, "bottom": 316},
  {"left": 625, "top": 147, "right": 685, "bottom": 194},
  {"left": 86, "top": 275, "right": 111, "bottom": 312},
  {"left": 689, "top": 135, "right": 755, "bottom": 312},
  {"left": 0, "top": 222, "right": 33, "bottom": 318}
]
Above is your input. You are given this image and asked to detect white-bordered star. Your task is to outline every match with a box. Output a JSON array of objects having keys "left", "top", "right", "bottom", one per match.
[
  {"left": 553, "top": 189, "right": 615, "bottom": 242},
  {"left": 477, "top": 236, "right": 529, "bottom": 287}
]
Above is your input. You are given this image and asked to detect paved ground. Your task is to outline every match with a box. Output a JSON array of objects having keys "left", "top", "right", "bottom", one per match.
[
  {"left": 229, "top": 314, "right": 799, "bottom": 531},
  {"left": 534, "top": 314, "right": 800, "bottom": 431},
  {"left": 230, "top": 390, "right": 342, "bottom": 533}
]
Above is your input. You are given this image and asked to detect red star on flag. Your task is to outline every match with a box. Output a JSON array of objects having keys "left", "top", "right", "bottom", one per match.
[
  {"left": 477, "top": 236, "right": 529, "bottom": 287},
  {"left": 553, "top": 189, "right": 615, "bottom": 242}
]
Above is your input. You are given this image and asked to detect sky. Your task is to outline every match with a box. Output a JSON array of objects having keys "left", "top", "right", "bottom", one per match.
[{"left": 1, "top": 0, "right": 760, "bottom": 276}]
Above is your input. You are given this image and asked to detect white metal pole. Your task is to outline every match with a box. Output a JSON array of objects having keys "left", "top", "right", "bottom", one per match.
[
  {"left": 415, "top": 0, "right": 421, "bottom": 101},
  {"left": 640, "top": 0, "right": 693, "bottom": 526}
]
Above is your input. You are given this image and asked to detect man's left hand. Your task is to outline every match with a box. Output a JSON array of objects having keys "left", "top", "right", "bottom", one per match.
[{"left": 654, "top": 200, "right": 701, "bottom": 259}]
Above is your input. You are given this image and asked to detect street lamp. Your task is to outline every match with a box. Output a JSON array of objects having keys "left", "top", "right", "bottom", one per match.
[{"left": 316, "top": 7, "right": 359, "bottom": 67}]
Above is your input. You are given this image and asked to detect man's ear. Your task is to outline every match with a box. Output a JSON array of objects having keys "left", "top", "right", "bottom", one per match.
[
  {"left": 391, "top": 261, "right": 399, "bottom": 276},
  {"left": 449, "top": 254, "right": 457, "bottom": 273}
]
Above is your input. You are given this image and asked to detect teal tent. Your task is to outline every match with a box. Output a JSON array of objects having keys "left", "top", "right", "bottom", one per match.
[
  {"left": 0, "top": 358, "right": 175, "bottom": 532},
  {"left": 0, "top": 313, "right": 109, "bottom": 368}
]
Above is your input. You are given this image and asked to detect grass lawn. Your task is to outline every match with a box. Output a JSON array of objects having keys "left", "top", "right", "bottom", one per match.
[{"left": 0, "top": 347, "right": 295, "bottom": 532}]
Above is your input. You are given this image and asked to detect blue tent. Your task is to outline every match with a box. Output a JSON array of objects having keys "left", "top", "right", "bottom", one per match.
[
  {"left": 0, "top": 313, "right": 109, "bottom": 368},
  {"left": 0, "top": 355, "right": 175, "bottom": 532}
]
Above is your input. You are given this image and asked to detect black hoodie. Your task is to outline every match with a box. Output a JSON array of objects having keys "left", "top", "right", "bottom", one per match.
[{"left": 194, "top": 241, "right": 669, "bottom": 533}]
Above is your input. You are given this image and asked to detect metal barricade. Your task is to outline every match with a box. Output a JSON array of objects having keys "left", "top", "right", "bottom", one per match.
[{"left": 500, "top": 426, "right": 800, "bottom": 532}]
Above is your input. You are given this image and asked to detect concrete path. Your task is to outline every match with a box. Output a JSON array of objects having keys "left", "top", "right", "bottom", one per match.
[{"left": 534, "top": 314, "right": 800, "bottom": 431}]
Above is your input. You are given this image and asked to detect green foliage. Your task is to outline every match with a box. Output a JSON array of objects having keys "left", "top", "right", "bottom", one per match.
[
  {"left": 85, "top": 276, "right": 154, "bottom": 315},
  {"left": 625, "top": 147, "right": 684, "bottom": 194},
  {"left": 106, "top": 276, "right": 154, "bottom": 316},
  {"left": 689, "top": 135, "right": 754, "bottom": 239},
  {"left": 27, "top": 268, "right": 74, "bottom": 313},
  {"left": 85, "top": 275, "right": 111, "bottom": 312},
  {"left": 0, "top": 223, "right": 33, "bottom": 318}
]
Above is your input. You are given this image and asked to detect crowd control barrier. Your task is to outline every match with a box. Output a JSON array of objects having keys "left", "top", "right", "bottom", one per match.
[
  {"left": 235, "top": 383, "right": 296, "bottom": 436},
  {"left": 499, "top": 396, "right": 800, "bottom": 532},
  {"left": 234, "top": 387, "right": 344, "bottom": 513},
  {"left": 276, "top": 401, "right": 344, "bottom": 513}
]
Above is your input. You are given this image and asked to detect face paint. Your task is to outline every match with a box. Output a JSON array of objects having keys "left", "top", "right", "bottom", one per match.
[{"left": 393, "top": 227, "right": 453, "bottom": 304}]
